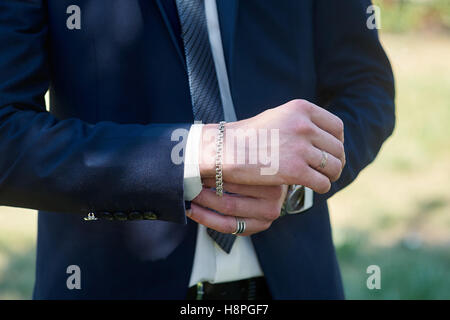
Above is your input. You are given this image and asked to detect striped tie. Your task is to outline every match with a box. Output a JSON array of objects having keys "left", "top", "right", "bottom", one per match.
[{"left": 176, "top": 0, "right": 236, "bottom": 253}]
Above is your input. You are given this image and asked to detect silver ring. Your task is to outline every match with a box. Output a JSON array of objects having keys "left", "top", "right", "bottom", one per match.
[
  {"left": 319, "top": 150, "right": 328, "bottom": 169},
  {"left": 232, "top": 218, "right": 246, "bottom": 234}
]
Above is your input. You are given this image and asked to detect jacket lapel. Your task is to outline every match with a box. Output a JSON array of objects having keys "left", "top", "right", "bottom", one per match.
[
  {"left": 216, "top": 0, "right": 239, "bottom": 75},
  {"left": 155, "top": 0, "right": 186, "bottom": 69}
]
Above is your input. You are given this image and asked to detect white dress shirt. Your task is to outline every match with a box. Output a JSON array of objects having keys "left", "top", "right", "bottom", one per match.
[
  {"left": 181, "top": 0, "right": 312, "bottom": 287},
  {"left": 184, "top": 124, "right": 265, "bottom": 287},
  {"left": 183, "top": 0, "right": 263, "bottom": 287}
]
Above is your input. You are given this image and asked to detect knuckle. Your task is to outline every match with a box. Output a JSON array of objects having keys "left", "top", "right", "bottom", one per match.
[
  {"left": 264, "top": 204, "right": 281, "bottom": 221},
  {"left": 337, "top": 118, "right": 344, "bottom": 132},
  {"left": 327, "top": 158, "right": 342, "bottom": 181},
  {"left": 330, "top": 166, "right": 342, "bottom": 182},
  {"left": 258, "top": 221, "right": 272, "bottom": 232},
  {"left": 293, "top": 99, "right": 311, "bottom": 112},
  {"left": 336, "top": 164, "right": 344, "bottom": 179},
  {"left": 292, "top": 98, "right": 305, "bottom": 107},
  {"left": 317, "top": 178, "right": 331, "bottom": 194},
  {"left": 225, "top": 219, "right": 236, "bottom": 234},
  {"left": 296, "top": 119, "right": 314, "bottom": 135},
  {"left": 335, "top": 168, "right": 343, "bottom": 181},
  {"left": 263, "top": 221, "right": 273, "bottom": 231},
  {"left": 188, "top": 206, "right": 197, "bottom": 220},
  {"left": 323, "top": 180, "right": 332, "bottom": 194},
  {"left": 336, "top": 118, "right": 344, "bottom": 139},
  {"left": 337, "top": 141, "right": 345, "bottom": 156}
]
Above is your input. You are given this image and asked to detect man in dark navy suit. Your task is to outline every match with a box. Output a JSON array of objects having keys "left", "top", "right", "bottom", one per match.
[{"left": 0, "top": 0, "right": 394, "bottom": 299}]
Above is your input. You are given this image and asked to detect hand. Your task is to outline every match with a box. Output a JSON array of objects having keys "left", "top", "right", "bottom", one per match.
[
  {"left": 199, "top": 99, "right": 346, "bottom": 194},
  {"left": 187, "top": 179, "right": 288, "bottom": 236}
]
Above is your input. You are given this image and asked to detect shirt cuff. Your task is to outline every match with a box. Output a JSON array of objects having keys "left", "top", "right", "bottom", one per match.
[{"left": 183, "top": 123, "right": 204, "bottom": 201}]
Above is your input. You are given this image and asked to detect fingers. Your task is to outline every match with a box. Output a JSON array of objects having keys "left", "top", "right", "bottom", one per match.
[
  {"left": 306, "top": 146, "right": 343, "bottom": 182},
  {"left": 187, "top": 203, "right": 270, "bottom": 236},
  {"left": 193, "top": 187, "right": 281, "bottom": 221},
  {"left": 303, "top": 101, "right": 344, "bottom": 143},
  {"left": 298, "top": 164, "right": 331, "bottom": 194},
  {"left": 309, "top": 124, "right": 345, "bottom": 166}
]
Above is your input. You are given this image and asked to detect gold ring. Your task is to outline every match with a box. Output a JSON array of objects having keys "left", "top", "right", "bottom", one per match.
[{"left": 319, "top": 150, "right": 328, "bottom": 169}]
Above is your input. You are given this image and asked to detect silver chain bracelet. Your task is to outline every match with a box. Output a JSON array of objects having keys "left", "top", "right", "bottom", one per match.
[{"left": 215, "top": 121, "right": 226, "bottom": 197}]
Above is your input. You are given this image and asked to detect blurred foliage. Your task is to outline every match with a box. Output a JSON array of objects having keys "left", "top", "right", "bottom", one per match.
[
  {"left": 336, "top": 232, "right": 450, "bottom": 299},
  {"left": 373, "top": 0, "right": 450, "bottom": 33},
  {"left": 330, "top": 31, "right": 450, "bottom": 299},
  {"left": 0, "top": 210, "right": 36, "bottom": 300},
  {"left": 0, "top": 241, "right": 35, "bottom": 300}
]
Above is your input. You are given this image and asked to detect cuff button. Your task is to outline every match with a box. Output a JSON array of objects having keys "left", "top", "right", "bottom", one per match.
[
  {"left": 143, "top": 211, "right": 158, "bottom": 220},
  {"left": 113, "top": 212, "right": 128, "bottom": 221},
  {"left": 128, "top": 211, "right": 143, "bottom": 220},
  {"left": 98, "top": 212, "right": 114, "bottom": 221}
]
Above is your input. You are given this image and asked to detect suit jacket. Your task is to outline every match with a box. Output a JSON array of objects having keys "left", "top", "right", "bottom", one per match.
[{"left": 0, "top": 0, "right": 395, "bottom": 299}]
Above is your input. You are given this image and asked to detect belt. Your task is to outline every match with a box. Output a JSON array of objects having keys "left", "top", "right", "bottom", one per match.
[{"left": 186, "top": 277, "right": 272, "bottom": 300}]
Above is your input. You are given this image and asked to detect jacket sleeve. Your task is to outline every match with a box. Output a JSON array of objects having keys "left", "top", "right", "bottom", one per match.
[
  {"left": 0, "top": 0, "right": 189, "bottom": 224},
  {"left": 313, "top": 0, "right": 396, "bottom": 203}
]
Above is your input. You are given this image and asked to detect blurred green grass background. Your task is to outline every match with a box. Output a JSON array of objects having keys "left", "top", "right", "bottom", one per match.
[
  {"left": 0, "top": 0, "right": 449, "bottom": 299},
  {"left": 329, "top": 30, "right": 450, "bottom": 299}
]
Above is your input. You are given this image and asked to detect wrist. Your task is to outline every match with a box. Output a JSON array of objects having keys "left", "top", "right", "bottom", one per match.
[
  {"left": 199, "top": 124, "right": 218, "bottom": 179},
  {"left": 199, "top": 122, "right": 239, "bottom": 181}
]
